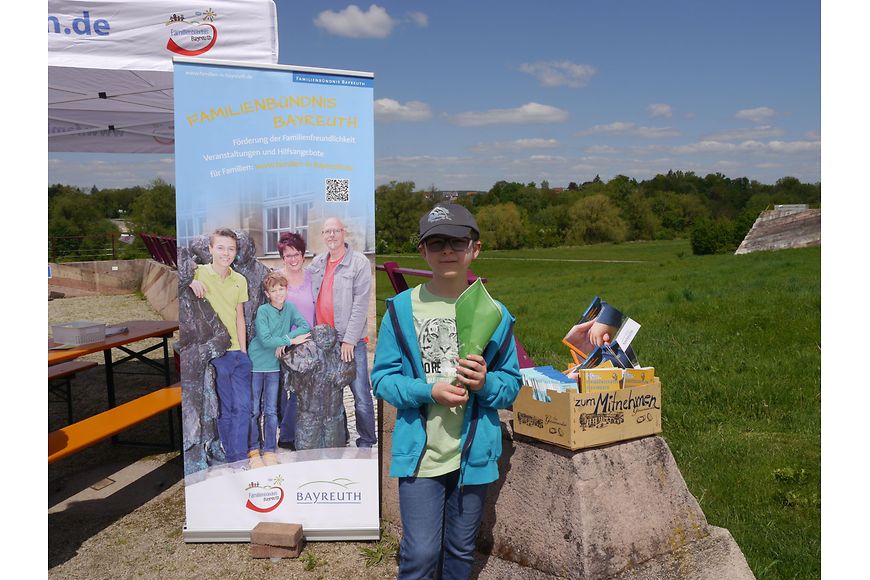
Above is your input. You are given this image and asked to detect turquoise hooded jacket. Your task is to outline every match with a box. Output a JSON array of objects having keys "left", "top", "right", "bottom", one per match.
[{"left": 371, "top": 287, "right": 522, "bottom": 485}]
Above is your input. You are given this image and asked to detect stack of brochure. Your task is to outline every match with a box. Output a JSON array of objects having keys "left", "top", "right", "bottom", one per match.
[{"left": 521, "top": 366, "right": 578, "bottom": 402}]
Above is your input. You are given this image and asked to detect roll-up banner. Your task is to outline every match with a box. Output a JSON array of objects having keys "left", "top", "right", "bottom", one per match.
[{"left": 173, "top": 58, "right": 378, "bottom": 542}]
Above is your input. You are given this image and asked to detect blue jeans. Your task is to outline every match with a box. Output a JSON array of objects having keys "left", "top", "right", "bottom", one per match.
[
  {"left": 398, "top": 471, "right": 487, "bottom": 580},
  {"left": 278, "top": 390, "right": 297, "bottom": 445},
  {"left": 350, "top": 339, "right": 377, "bottom": 447},
  {"left": 210, "top": 350, "right": 253, "bottom": 463},
  {"left": 249, "top": 371, "right": 279, "bottom": 453}
]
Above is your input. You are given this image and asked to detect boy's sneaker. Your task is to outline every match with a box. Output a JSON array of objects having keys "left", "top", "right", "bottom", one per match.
[
  {"left": 248, "top": 450, "right": 265, "bottom": 469},
  {"left": 262, "top": 452, "right": 278, "bottom": 466}
]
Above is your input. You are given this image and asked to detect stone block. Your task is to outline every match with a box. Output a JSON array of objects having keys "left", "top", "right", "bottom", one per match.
[
  {"left": 141, "top": 261, "right": 178, "bottom": 321},
  {"left": 250, "top": 522, "right": 303, "bottom": 548},
  {"left": 250, "top": 540, "right": 305, "bottom": 559}
]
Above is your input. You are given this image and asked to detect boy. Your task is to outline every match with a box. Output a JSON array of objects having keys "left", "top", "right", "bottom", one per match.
[
  {"left": 247, "top": 271, "right": 311, "bottom": 468},
  {"left": 189, "top": 228, "right": 252, "bottom": 465},
  {"left": 371, "top": 204, "right": 522, "bottom": 579}
]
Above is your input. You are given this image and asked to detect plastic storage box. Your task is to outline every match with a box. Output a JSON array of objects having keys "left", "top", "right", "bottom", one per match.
[{"left": 51, "top": 321, "right": 106, "bottom": 346}]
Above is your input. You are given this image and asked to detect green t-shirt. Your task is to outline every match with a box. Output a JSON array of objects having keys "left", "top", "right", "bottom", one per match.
[
  {"left": 193, "top": 264, "right": 248, "bottom": 351},
  {"left": 412, "top": 284, "right": 465, "bottom": 477}
]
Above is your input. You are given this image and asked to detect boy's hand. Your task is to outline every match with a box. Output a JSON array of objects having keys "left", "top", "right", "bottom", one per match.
[
  {"left": 588, "top": 321, "right": 618, "bottom": 347},
  {"left": 455, "top": 354, "right": 487, "bottom": 391},
  {"left": 189, "top": 280, "right": 207, "bottom": 298},
  {"left": 340, "top": 341, "right": 355, "bottom": 363},
  {"left": 432, "top": 381, "right": 469, "bottom": 407},
  {"left": 274, "top": 345, "right": 286, "bottom": 358},
  {"left": 290, "top": 332, "right": 311, "bottom": 346}
]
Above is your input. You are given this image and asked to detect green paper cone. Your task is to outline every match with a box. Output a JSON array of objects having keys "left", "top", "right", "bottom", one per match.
[{"left": 455, "top": 278, "right": 503, "bottom": 359}]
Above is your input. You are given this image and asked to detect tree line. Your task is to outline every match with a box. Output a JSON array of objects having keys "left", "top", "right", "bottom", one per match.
[
  {"left": 375, "top": 172, "right": 821, "bottom": 255},
  {"left": 48, "top": 178, "right": 176, "bottom": 262},
  {"left": 48, "top": 170, "right": 821, "bottom": 262}
]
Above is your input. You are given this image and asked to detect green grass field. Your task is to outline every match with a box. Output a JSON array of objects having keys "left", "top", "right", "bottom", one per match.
[{"left": 375, "top": 240, "right": 820, "bottom": 580}]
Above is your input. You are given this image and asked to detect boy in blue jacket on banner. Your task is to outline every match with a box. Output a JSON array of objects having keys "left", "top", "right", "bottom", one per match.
[
  {"left": 247, "top": 270, "right": 311, "bottom": 468},
  {"left": 371, "top": 204, "right": 522, "bottom": 579}
]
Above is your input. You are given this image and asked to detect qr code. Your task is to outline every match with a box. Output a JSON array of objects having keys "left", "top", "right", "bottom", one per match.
[{"left": 325, "top": 178, "right": 349, "bottom": 202}]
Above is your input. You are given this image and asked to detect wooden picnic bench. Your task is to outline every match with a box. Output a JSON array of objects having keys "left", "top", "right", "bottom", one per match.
[
  {"left": 376, "top": 261, "right": 535, "bottom": 368},
  {"left": 48, "top": 360, "right": 99, "bottom": 424},
  {"left": 48, "top": 384, "right": 182, "bottom": 463}
]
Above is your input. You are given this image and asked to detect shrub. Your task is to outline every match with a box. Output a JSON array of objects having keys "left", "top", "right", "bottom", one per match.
[
  {"left": 566, "top": 194, "right": 627, "bottom": 244},
  {"left": 690, "top": 218, "right": 736, "bottom": 255}
]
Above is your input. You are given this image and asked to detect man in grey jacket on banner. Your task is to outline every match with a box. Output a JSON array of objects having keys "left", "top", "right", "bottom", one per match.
[{"left": 310, "top": 216, "right": 377, "bottom": 448}]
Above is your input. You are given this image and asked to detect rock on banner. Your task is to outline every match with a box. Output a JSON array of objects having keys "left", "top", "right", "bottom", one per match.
[{"left": 173, "top": 58, "right": 377, "bottom": 542}]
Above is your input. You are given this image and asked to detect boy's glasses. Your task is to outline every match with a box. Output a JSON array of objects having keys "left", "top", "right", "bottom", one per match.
[{"left": 424, "top": 237, "right": 472, "bottom": 252}]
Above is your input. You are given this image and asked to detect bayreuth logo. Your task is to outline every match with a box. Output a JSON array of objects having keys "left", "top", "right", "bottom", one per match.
[
  {"left": 165, "top": 8, "right": 218, "bottom": 56},
  {"left": 427, "top": 206, "right": 452, "bottom": 223},
  {"left": 296, "top": 477, "right": 362, "bottom": 505}
]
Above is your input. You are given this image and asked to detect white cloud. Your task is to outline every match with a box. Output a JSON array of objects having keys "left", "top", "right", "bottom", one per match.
[
  {"left": 374, "top": 98, "right": 432, "bottom": 122},
  {"left": 48, "top": 155, "right": 175, "bottom": 189},
  {"left": 378, "top": 155, "right": 473, "bottom": 166},
  {"left": 576, "top": 121, "right": 634, "bottom": 136},
  {"left": 519, "top": 61, "right": 597, "bottom": 88},
  {"left": 703, "top": 125, "right": 785, "bottom": 141},
  {"left": 576, "top": 122, "right": 680, "bottom": 138},
  {"left": 470, "top": 138, "right": 559, "bottom": 152},
  {"left": 407, "top": 11, "right": 428, "bottom": 27},
  {"left": 635, "top": 126, "right": 681, "bottom": 138},
  {"left": 585, "top": 145, "right": 619, "bottom": 154},
  {"left": 767, "top": 140, "right": 820, "bottom": 154},
  {"left": 651, "top": 139, "right": 820, "bottom": 156},
  {"left": 666, "top": 140, "right": 750, "bottom": 154},
  {"left": 450, "top": 102, "right": 568, "bottom": 126},
  {"left": 314, "top": 4, "right": 395, "bottom": 39},
  {"left": 647, "top": 103, "right": 673, "bottom": 118},
  {"left": 526, "top": 155, "right": 567, "bottom": 163},
  {"left": 734, "top": 106, "right": 776, "bottom": 124}
]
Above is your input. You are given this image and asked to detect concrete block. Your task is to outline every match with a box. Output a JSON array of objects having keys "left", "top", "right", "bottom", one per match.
[
  {"left": 250, "top": 522, "right": 303, "bottom": 548},
  {"left": 141, "top": 261, "right": 179, "bottom": 321},
  {"left": 250, "top": 540, "right": 305, "bottom": 559}
]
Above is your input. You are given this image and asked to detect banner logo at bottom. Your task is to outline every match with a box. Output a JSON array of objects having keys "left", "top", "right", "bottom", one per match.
[{"left": 245, "top": 475, "right": 285, "bottom": 513}]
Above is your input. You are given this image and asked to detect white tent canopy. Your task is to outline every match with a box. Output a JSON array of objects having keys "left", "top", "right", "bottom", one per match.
[{"left": 48, "top": 0, "right": 278, "bottom": 153}]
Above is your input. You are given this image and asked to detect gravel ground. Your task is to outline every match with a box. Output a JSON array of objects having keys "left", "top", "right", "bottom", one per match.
[{"left": 48, "top": 294, "right": 401, "bottom": 579}]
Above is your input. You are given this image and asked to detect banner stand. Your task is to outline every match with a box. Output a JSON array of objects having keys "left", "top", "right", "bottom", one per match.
[{"left": 174, "top": 58, "right": 378, "bottom": 542}]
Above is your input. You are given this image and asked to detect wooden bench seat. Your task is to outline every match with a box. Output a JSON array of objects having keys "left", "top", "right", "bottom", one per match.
[
  {"left": 48, "top": 384, "right": 182, "bottom": 463},
  {"left": 48, "top": 360, "right": 99, "bottom": 381},
  {"left": 49, "top": 360, "right": 100, "bottom": 424}
]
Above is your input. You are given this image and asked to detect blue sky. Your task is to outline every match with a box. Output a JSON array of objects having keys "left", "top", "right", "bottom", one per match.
[{"left": 48, "top": 0, "right": 821, "bottom": 191}]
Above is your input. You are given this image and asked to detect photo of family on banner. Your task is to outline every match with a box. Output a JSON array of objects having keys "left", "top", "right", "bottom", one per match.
[{"left": 172, "top": 58, "right": 378, "bottom": 542}]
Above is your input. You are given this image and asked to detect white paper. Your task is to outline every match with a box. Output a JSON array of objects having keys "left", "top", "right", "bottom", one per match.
[{"left": 614, "top": 318, "right": 641, "bottom": 350}]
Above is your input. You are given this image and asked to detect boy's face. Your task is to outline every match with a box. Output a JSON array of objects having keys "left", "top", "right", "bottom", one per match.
[
  {"left": 265, "top": 283, "right": 287, "bottom": 306},
  {"left": 210, "top": 235, "right": 237, "bottom": 269},
  {"left": 418, "top": 236, "right": 481, "bottom": 279}
]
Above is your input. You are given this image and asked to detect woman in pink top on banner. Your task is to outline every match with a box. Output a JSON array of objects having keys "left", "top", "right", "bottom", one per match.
[{"left": 275, "top": 231, "right": 316, "bottom": 450}]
